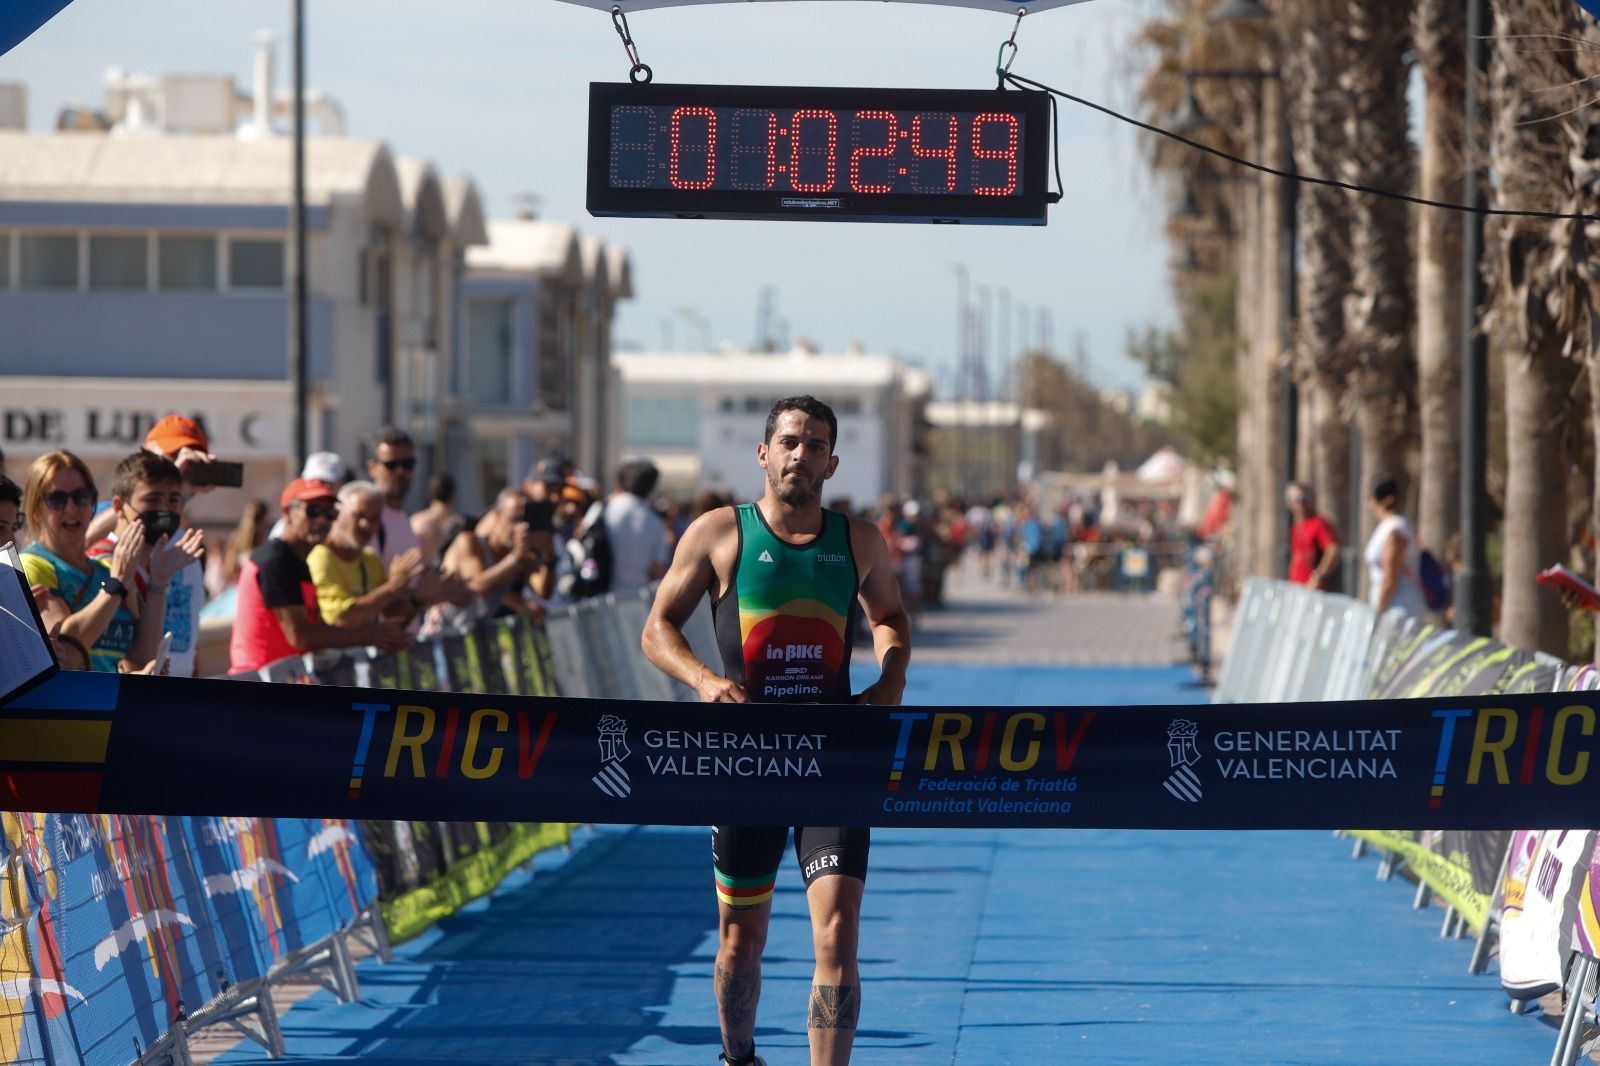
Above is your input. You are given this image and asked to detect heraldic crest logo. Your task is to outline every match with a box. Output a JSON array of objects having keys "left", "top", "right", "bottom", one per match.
[
  {"left": 593, "top": 714, "right": 633, "bottom": 798},
  {"left": 1164, "top": 718, "right": 1203, "bottom": 802}
]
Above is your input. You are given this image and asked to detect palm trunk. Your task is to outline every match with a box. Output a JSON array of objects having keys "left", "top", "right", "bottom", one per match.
[
  {"left": 1501, "top": 336, "right": 1575, "bottom": 654},
  {"left": 1343, "top": 0, "right": 1416, "bottom": 559},
  {"left": 1414, "top": 0, "right": 1467, "bottom": 562}
]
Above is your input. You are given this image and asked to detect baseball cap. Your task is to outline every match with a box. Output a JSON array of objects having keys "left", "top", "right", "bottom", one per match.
[
  {"left": 280, "top": 477, "right": 338, "bottom": 511},
  {"left": 301, "top": 451, "right": 347, "bottom": 484},
  {"left": 528, "top": 458, "right": 569, "bottom": 485},
  {"left": 145, "top": 414, "right": 209, "bottom": 456}
]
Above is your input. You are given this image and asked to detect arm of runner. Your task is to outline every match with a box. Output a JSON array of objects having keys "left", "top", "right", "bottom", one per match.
[
  {"left": 851, "top": 517, "right": 910, "bottom": 706},
  {"left": 642, "top": 510, "right": 747, "bottom": 703}
]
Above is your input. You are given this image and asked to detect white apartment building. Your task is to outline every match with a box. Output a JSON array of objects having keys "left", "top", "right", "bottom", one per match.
[
  {"left": 0, "top": 45, "right": 630, "bottom": 519},
  {"left": 614, "top": 348, "right": 932, "bottom": 509}
]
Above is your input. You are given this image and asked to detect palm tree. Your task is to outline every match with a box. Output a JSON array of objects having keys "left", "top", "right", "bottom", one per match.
[
  {"left": 1413, "top": 0, "right": 1468, "bottom": 561},
  {"left": 1485, "top": 0, "right": 1586, "bottom": 655},
  {"left": 1284, "top": 0, "right": 1355, "bottom": 575},
  {"left": 1341, "top": 0, "right": 1417, "bottom": 566}
]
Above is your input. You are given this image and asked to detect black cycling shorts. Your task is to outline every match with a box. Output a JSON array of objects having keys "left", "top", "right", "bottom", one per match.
[{"left": 711, "top": 825, "right": 870, "bottom": 909}]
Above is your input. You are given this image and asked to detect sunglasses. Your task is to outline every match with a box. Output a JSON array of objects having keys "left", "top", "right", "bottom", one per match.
[
  {"left": 378, "top": 458, "right": 416, "bottom": 471},
  {"left": 302, "top": 503, "right": 340, "bottom": 520},
  {"left": 43, "top": 488, "right": 96, "bottom": 511}
]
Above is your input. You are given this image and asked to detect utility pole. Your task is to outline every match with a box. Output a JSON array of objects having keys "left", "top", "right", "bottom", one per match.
[
  {"left": 290, "top": 0, "right": 308, "bottom": 469},
  {"left": 1456, "top": 0, "right": 1492, "bottom": 636}
]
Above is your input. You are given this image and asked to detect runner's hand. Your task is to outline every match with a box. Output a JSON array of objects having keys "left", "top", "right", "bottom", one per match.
[
  {"left": 698, "top": 674, "right": 750, "bottom": 703},
  {"left": 856, "top": 678, "right": 904, "bottom": 706}
]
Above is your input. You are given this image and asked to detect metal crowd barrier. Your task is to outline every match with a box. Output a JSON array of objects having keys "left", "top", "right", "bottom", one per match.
[
  {"left": 1214, "top": 579, "right": 1600, "bottom": 1066},
  {"left": 5, "top": 587, "right": 704, "bottom": 1065}
]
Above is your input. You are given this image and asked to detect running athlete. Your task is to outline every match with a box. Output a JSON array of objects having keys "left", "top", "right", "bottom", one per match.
[{"left": 642, "top": 395, "right": 911, "bottom": 1066}]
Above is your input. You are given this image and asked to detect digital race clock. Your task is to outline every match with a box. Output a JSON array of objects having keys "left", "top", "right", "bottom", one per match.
[{"left": 587, "top": 83, "right": 1052, "bottom": 225}]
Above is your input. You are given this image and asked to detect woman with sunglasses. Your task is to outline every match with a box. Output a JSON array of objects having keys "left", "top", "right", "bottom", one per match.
[{"left": 19, "top": 450, "right": 155, "bottom": 671}]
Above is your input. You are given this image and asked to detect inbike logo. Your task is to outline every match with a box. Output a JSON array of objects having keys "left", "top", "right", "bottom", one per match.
[
  {"left": 1429, "top": 704, "right": 1598, "bottom": 808},
  {"left": 767, "top": 643, "right": 823, "bottom": 662},
  {"left": 349, "top": 701, "right": 558, "bottom": 797},
  {"left": 594, "top": 714, "right": 633, "bottom": 798},
  {"left": 1163, "top": 719, "right": 1203, "bottom": 802}
]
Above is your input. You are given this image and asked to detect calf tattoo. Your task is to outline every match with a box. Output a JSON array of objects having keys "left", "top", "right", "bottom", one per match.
[
  {"left": 808, "top": 984, "right": 861, "bottom": 1030},
  {"left": 716, "top": 962, "right": 760, "bottom": 1041}
]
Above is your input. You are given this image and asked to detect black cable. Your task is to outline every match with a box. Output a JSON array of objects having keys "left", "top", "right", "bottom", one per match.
[{"left": 1002, "top": 69, "right": 1600, "bottom": 224}]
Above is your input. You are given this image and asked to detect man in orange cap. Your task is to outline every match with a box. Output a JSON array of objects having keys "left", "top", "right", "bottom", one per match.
[{"left": 229, "top": 477, "right": 409, "bottom": 674}]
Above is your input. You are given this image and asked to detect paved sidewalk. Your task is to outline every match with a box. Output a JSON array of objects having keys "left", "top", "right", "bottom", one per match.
[{"left": 912, "top": 560, "right": 1190, "bottom": 667}]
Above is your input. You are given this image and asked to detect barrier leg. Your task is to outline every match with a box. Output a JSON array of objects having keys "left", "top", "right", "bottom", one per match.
[
  {"left": 1550, "top": 955, "right": 1592, "bottom": 1066},
  {"left": 1438, "top": 906, "right": 1455, "bottom": 935},
  {"left": 1469, "top": 915, "right": 1497, "bottom": 975},
  {"left": 1412, "top": 878, "right": 1431, "bottom": 909},
  {"left": 350, "top": 903, "right": 393, "bottom": 965}
]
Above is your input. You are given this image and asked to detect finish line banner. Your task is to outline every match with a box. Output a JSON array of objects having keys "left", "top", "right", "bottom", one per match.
[{"left": 5, "top": 671, "right": 1600, "bottom": 829}]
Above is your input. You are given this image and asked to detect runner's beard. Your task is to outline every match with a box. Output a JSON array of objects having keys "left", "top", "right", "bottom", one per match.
[{"left": 771, "top": 465, "right": 820, "bottom": 506}]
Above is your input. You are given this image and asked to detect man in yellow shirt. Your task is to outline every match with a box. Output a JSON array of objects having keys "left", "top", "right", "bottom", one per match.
[{"left": 308, "top": 481, "right": 426, "bottom": 625}]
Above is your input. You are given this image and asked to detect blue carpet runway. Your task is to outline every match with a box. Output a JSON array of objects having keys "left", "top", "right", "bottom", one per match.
[{"left": 218, "top": 666, "right": 1560, "bottom": 1064}]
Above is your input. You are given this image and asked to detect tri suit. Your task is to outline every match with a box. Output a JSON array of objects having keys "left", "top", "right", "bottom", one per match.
[{"left": 709, "top": 502, "right": 870, "bottom": 907}]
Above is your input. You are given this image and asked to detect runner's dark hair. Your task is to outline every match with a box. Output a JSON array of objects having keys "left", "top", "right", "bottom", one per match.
[
  {"left": 765, "top": 396, "right": 838, "bottom": 450},
  {"left": 111, "top": 451, "right": 182, "bottom": 503},
  {"left": 0, "top": 473, "right": 19, "bottom": 508},
  {"left": 369, "top": 424, "right": 414, "bottom": 452}
]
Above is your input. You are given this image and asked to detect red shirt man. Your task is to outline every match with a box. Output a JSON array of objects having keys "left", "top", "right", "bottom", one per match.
[
  {"left": 1286, "top": 482, "right": 1341, "bottom": 590},
  {"left": 229, "top": 478, "right": 408, "bottom": 674}
]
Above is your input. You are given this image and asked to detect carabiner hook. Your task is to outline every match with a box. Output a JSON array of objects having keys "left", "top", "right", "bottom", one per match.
[
  {"left": 611, "top": 6, "right": 650, "bottom": 81},
  {"left": 995, "top": 8, "right": 1024, "bottom": 88}
]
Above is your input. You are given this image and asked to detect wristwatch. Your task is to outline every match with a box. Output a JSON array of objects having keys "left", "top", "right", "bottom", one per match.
[{"left": 102, "top": 576, "right": 130, "bottom": 601}]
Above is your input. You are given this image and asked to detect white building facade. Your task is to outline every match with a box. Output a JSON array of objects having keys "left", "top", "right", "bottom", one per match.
[
  {"left": 0, "top": 52, "right": 630, "bottom": 520},
  {"left": 614, "top": 349, "right": 931, "bottom": 509}
]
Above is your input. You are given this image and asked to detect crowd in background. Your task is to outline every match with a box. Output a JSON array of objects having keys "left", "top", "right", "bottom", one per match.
[{"left": 0, "top": 415, "right": 1201, "bottom": 683}]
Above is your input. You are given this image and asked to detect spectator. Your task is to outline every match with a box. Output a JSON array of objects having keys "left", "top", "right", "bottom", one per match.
[
  {"left": 308, "top": 481, "right": 428, "bottom": 625},
  {"left": 1286, "top": 482, "right": 1342, "bottom": 592},
  {"left": 553, "top": 478, "right": 612, "bottom": 603},
  {"left": 523, "top": 456, "right": 574, "bottom": 505},
  {"left": 604, "top": 459, "right": 670, "bottom": 595},
  {"left": 0, "top": 474, "right": 20, "bottom": 546},
  {"left": 365, "top": 426, "right": 422, "bottom": 567},
  {"left": 86, "top": 452, "right": 207, "bottom": 675},
  {"left": 1364, "top": 477, "right": 1427, "bottom": 618},
  {"left": 228, "top": 478, "right": 408, "bottom": 674},
  {"left": 434, "top": 487, "right": 546, "bottom": 627},
  {"left": 266, "top": 452, "right": 350, "bottom": 541},
  {"left": 412, "top": 471, "right": 465, "bottom": 568},
  {"left": 20, "top": 450, "right": 155, "bottom": 672},
  {"left": 211, "top": 499, "right": 270, "bottom": 597}
]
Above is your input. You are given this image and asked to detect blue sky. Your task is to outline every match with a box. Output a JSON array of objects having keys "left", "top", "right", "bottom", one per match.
[{"left": 3, "top": 0, "right": 1173, "bottom": 393}]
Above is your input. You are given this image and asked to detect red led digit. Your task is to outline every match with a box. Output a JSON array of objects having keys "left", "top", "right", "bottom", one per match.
[
  {"left": 910, "top": 114, "right": 957, "bottom": 193},
  {"left": 609, "top": 106, "right": 657, "bottom": 188},
  {"left": 766, "top": 112, "right": 780, "bottom": 187},
  {"left": 789, "top": 109, "right": 839, "bottom": 194},
  {"left": 971, "top": 113, "right": 1020, "bottom": 197},
  {"left": 668, "top": 106, "right": 717, "bottom": 191},
  {"left": 729, "top": 108, "right": 775, "bottom": 190},
  {"left": 849, "top": 110, "right": 897, "bottom": 194}
]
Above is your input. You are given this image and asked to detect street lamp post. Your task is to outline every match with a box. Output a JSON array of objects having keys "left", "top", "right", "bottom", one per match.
[{"left": 290, "top": 0, "right": 308, "bottom": 470}]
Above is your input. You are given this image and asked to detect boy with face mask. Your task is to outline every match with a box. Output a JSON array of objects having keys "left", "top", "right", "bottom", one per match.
[{"left": 87, "top": 451, "right": 206, "bottom": 674}]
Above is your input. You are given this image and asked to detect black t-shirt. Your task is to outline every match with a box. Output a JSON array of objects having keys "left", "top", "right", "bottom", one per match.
[{"left": 254, "top": 538, "right": 315, "bottom": 610}]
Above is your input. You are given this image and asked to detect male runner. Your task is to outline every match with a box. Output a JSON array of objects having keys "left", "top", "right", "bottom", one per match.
[{"left": 643, "top": 396, "right": 911, "bottom": 1066}]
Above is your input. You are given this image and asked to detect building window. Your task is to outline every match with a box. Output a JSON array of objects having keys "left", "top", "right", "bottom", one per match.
[
  {"left": 0, "top": 233, "right": 9, "bottom": 288},
  {"left": 158, "top": 235, "right": 217, "bottom": 290},
  {"left": 467, "top": 298, "right": 515, "bottom": 405},
  {"left": 719, "top": 397, "right": 735, "bottom": 413},
  {"left": 536, "top": 287, "right": 569, "bottom": 411},
  {"left": 743, "top": 396, "right": 764, "bottom": 414},
  {"left": 19, "top": 234, "right": 78, "bottom": 290},
  {"left": 835, "top": 398, "right": 862, "bottom": 416},
  {"left": 88, "top": 235, "right": 149, "bottom": 290},
  {"left": 625, "top": 395, "right": 698, "bottom": 448},
  {"left": 229, "top": 238, "right": 285, "bottom": 289}
]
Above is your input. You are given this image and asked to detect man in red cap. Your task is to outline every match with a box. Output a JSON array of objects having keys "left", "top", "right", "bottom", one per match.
[{"left": 229, "top": 477, "right": 409, "bottom": 674}]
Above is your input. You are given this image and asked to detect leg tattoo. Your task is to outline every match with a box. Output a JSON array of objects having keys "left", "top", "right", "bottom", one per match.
[
  {"left": 715, "top": 961, "right": 761, "bottom": 1056},
  {"left": 808, "top": 983, "right": 861, "bottom": 1030}
]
